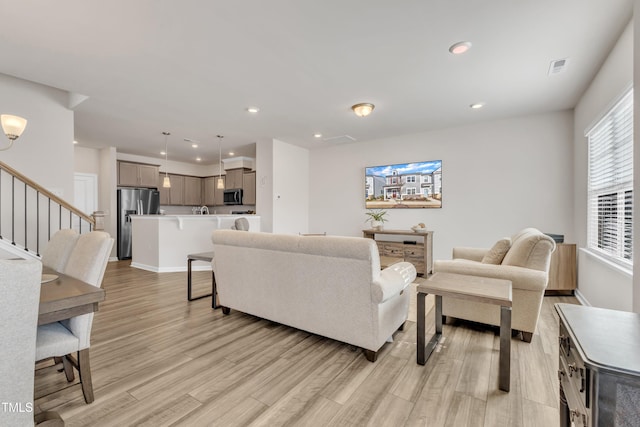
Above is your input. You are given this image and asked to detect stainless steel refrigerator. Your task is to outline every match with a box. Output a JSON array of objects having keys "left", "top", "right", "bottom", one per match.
[{"left": 117, "top": 188, "right": 160, "bottom": 260}]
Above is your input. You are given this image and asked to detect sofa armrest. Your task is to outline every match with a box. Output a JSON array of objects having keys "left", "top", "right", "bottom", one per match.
[
  {"left": 372, "top": 262, "right": 417, "bottom": 303},
  {"left": 433, "top": 259, "right": 548, "bottom": 292},
  {"left": 452, "top": 247, "right": 489, "bottom": 262}
]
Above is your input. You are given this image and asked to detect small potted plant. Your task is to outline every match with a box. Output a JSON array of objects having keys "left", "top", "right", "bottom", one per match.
[{"left": 365, "top": 209, "right": 388, "bottom": 230}]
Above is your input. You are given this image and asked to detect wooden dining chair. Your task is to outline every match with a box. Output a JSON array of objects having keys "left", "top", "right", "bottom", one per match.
[
  {"left": 36, "top": 231, "right": 113, "bottom": 404},
  {"left": 0, "top": 259, "right": 42, "bottom": 426},
  {"left": 41, "top": 228, "right": 79, "bottom": 272}
]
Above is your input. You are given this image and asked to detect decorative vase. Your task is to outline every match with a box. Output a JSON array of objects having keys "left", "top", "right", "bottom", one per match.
[{"left": 371, "top": 220, "right": 383, "bottom": 230}]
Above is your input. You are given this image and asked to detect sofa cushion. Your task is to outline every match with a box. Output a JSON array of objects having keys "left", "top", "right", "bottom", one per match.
[
  {"left": 481, "top": 238, "right": 511, "bottom": 264},
  {"left": 502, "top": 229, "right": 555, "bottom": 271}
]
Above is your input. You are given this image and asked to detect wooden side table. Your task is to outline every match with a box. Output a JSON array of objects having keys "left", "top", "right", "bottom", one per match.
[
  {"left": 417, "top": 272, "right": 513, "bottom": 392},
  {"left": 546, "top": 243, "right": 576, "bottom": 295}
]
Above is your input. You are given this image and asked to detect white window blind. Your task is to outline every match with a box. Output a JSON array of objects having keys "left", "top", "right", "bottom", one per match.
[{"left": 586, "top": 88, "right": 633, "bottom": 265}]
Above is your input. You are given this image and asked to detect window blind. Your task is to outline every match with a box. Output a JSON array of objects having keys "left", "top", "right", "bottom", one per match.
[{"left": 587, "top": 89, "right": 633, "bottom": 264}]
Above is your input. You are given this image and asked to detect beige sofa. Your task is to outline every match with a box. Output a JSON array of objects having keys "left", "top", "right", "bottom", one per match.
[
  {"left": 211, "top": 230, "right": 417, "bottom": 361},
  {"left": 433, "top": 228, "right": 556, "bottom": 342}
]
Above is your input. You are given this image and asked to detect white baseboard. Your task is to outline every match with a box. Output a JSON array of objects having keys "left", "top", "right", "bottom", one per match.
[
  {"left": 130, "top": 262, "right": 211, "bottom": 273},
  {"left": 574, "top": 289, "right": 591, "bottom": 306}
]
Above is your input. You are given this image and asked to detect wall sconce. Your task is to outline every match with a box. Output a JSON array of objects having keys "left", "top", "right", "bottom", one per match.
[
  {"left": 0, "top": 114, "right": 28, "bottom": 151},
  {"left": 162, "top": 131, "right": 171, "bottom": 188},
  {"left": 216, "top": 135, "right": 225, "bottom": 189},
  {"left": 351, "top": 103, "right": 375, "bottom": 117}
]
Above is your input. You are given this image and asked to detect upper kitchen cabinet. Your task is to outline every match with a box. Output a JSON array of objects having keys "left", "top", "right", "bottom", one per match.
[
  {"left": 118, "top": 161, "right": 159, "bottom": 187},
  {"left": 213, "top": 176, "right": 226, "bottom": 206},
  {"left": 203, "top": 177, "right": 216, "bottom": 206},
  {"left": 183, "top": 176, "right": 202, "bottom": 206},
  {"left": 224, "top": 169, "right": 245, "bottom": 189},
  {"left": 242, "top": 171, "right": 256, "bottom": 205}
]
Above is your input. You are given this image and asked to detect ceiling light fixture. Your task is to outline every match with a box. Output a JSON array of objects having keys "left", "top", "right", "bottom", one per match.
[
  {"left": 191, "top": 143, "right": 198, "bottom": 148},
  {"left": 351, "top": 103, "right": 375, "bottom": 117},
  {"left": 229, "top": 152, "right": 235, "bottom": 156},
  {"left": 162, "top": 131, "right": 171, "bottom": 188},
  {"left": 247, "top": 107, "right": 260, "bottom": 113},
  {"left": 216, "top": 135, "right": 225, "bottom": 189},
  {"left": 196, "top": 157, "right": 201, "bottom": 162},
  {"left": 0, "top": 114, "right": 28, "bottom": 151},
  {"left": 470, "top": 102, "right": 485, "bottom": 109},
  {"left": 449, "top": 41, "right": 472, "bottom": 55},
  {"left": 73, "top": 140, "right": 78, "bottom": 145},
  {"left": 313, "top": 133, "right": 322, "bottom": 138}
]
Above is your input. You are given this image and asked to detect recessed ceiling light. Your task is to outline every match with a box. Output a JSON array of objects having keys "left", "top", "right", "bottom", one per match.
[
  {"left": 470, "top": 102, "right": 485, "bottom": 109},
  {"left": 313, "top": 133, "right": 322, "bottom": 138},
  {"left": 73, "top": 140, "right": 78, "bottom": 144},
  {"left": 160, "top": 151, "right": 166, "bottom": 155},
  {"left": 196, "top": 157, "right": 202, "bottom": 162},
  {"left": 449, "top": 41, "right": 472, "bottom": 55},
  {"left": 247, "top": 107, "right": 260, "bottom": 113},
  {"left": 228, "top": 152, "right": 235, "bottom": 156},
  {"left": 191, "top": 143, "right": 198, "bottom": 148}
]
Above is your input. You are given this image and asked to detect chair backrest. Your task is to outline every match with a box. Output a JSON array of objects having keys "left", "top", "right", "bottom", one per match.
[
  {"left": 0, "top": 259, "right": 42, "bottom": 426},
  {"left": 41, "top": 228, "right": 79, "bottom": 272},
  {"left": 61, "top": 231, "right": 113, "bottom": 350},
  {"left": 232, "top": 217, "right": 250, "bottom": 231},
  {"left": 502, "top": 228, "right": 556, "bottom": 272},
  {"left": 63, "top": 231, "right": 114, "bottom": 287}
]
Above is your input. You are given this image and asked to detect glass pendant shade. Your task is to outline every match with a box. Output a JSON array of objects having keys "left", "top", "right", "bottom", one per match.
[
  {"left": 216, "top": 177, "right": 224, "bottom": 189},
  {"left": 1, "top": 114, "right": 27, "bottom": 140},
  {"left": 163, "top": 175, "right": 171, "bottom": 188}
]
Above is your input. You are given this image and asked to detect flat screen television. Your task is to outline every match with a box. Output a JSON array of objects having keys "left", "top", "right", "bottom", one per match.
[{"left": 365, "top": 160, "right": 442, "bottom": 209}]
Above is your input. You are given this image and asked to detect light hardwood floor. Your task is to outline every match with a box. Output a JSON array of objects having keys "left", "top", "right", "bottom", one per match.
[{"left": 34, "top": 261, "right": 577, "bottom": 426}]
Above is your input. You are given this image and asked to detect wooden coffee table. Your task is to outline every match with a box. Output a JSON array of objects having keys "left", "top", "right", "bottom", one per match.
[{"left": 416, "top": 272, "right": 513, "bottom": 392}]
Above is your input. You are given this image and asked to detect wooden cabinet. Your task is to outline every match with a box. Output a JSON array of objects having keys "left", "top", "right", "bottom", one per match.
[
  {"left": 167, "top": 175, "right": 184, "bottom": 205},
  {"left": 118, "top": 161, "right": 159, "bottom": 187},
  {"left": 158, "top": 173, "right": 170, "bottom": 205},
  {"left": 214, "top": 176, "right": 226, "bottom": 206},
  {"left": 242, "top": 172, "right": 256, "bottom": 205},
  {"left": 225, "top": 169, "right": 245, "bottom": 189},
  {"left": 203, "top": 177, "right": 216, "bottom": 206},
  {"left": 546, "top": 243, "right": 576, "bottom": 295},
  {"left": 184, "top": 176, "right": 202, "bottom": 205},
  {"left": 363, "top": 229, "right": 433, "bottom": 276}
]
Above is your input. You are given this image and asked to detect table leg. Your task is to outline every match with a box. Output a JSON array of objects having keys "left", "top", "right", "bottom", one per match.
[
  {"left": 499, "top": 305, "right": 511, "bottom": 392},
  {"left": 187, "top": 258, "right": 194, "bottom": 300},
  {"left": 417, "top": 292, "right": 442, "bottom": 365}
]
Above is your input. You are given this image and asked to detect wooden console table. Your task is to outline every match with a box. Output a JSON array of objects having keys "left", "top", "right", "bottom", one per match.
[{"left": 363, "top": 229, "right": 433, "bottom": 276}]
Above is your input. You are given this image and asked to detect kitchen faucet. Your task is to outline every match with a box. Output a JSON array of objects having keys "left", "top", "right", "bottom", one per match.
[{"left": 200, "top": 206, "right": 209, "bottom": 215}]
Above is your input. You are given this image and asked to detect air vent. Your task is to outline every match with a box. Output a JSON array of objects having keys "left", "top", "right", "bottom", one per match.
[
  {"left": 548, "top": 58, "right": 568, "bottom": 75},
  {"left": 321, "top": 135, "right": 356, "bottom": 144}
]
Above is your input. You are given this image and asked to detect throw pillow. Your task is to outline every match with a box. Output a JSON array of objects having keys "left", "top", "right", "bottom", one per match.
[{"left": 481, "top": 238, "right": 511, "bottom": 264}]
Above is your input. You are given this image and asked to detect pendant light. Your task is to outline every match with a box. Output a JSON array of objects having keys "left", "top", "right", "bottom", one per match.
[
  {"left": 162, "top": 131, "right": 171, "bottom": 188},
  {"left": 216, "top": 135, "right": 225, "bottom": 189}
]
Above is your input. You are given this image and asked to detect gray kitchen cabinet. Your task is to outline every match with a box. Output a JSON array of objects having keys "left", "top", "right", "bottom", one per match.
[
  {"left": 242, "top": 171, "right": 256, "bottom": 205},
  {"left": 168, "top": 174, "right": 184, "bottom": 205},
  {"left": 203, "top": 177, "right": 216, "bottom": 206},
  {"left": 225, "top": 169, "right": 244, "bottom": 189},
  {"left": 158, "top": 173, "right": 170, "bottom": 205},
  {"left": 118, "top": 161, "right": 159, "bottom": 187},
  {"left": 184, "top": 176, "right": 202, "bottom": 206}
]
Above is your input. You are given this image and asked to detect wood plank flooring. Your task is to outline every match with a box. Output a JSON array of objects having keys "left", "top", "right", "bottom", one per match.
[{"left": 34, "top": 261, "right": 577, "bottom": 426}]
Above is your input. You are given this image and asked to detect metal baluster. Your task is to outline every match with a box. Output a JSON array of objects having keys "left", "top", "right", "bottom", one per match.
[
  {"left": 36, "top": 191, "right": 40, "bottom": 256},
  {"left": 69, "top": 210, "right": 72, "bottom": 229},
  {"left": 58, "top": 204, "right": 62, "bottom": 231},
  {"left": 11, "top": 176, "right": 15, "bottom": 245},
  {"left": 24, "top": 181, "right": 28, "bottom": 252},
  {"left": 79, "top": 215, "right": 82, "bottom": 234},
  {"left": 48, "top": 198, "right": 51, "bottom": 240}
]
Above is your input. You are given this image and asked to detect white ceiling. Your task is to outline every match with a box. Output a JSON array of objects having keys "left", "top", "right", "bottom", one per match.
[{"left": 0, "top": 1, "right": 633, "bottom": 165}]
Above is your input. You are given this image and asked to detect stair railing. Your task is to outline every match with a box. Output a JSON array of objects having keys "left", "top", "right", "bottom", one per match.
[{"left": 0, "top": 160, "right": 96, "bottom": 257}]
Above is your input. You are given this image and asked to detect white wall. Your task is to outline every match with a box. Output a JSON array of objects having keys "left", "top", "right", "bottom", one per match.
[
  {"left": 74, "top": 146, "right": 101, "bottom": 175},
  {"left": 256, "top": 138, "right": 274, "bottom": 232},
  {"left": 272, "top": 139, "right": 310, "bottom": 234},
  {"left": 309, "top": 111, "right": 574, "bottom": 262},
  {"left": 634, "top": 1, "right": 640, "bottom": 313},
  {"left": 0, "top": 73, "right": 74, "bottom": 198},
  {"left": 574, "top": 19, "right": 633, "bottom": 310}
]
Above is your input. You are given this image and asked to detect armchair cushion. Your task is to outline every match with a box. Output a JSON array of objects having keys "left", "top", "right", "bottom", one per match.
[
  {"left": 481, "top": 238, "right": 511, "bottom": 264},
  {"left": 453, "top": 246, "right": 489, "bottom": 261}
]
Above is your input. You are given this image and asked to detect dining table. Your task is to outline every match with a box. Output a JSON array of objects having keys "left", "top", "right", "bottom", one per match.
[{"left": 39, "top": 267, "right": 105, "bottom": 325}]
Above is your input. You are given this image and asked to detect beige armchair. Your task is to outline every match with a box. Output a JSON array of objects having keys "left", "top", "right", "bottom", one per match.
[{"left": 433, "top": 228, "right": 556, "bottom": 342}]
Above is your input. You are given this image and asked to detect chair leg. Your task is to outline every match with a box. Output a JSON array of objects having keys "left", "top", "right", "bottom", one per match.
[
  {"left": 398, "top": 321, "right": 406, "bottom": 331},
  {"left": 77, "top": 349, "right": 95, "bottom": 403},
  {"left": 62, "top": 355, "right": 75, "bottom": 382}
]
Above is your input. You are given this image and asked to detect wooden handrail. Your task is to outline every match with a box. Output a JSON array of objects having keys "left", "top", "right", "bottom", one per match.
[{"left": 0, "top": 160, "right": 95, "bottom": 225}]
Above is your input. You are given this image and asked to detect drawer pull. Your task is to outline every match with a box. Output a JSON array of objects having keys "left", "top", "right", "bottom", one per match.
[{"left": 568, "top": 363, "right": 577, "bottom": 376}]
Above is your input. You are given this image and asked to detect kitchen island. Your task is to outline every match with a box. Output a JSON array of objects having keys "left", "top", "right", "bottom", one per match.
[{"left": 130, "top": 214, "right": 261, "bottom": 272}]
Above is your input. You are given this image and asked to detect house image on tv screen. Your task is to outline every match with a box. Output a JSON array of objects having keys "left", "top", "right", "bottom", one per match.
[{"left": 365, "top": 160, "right": 442, "bottom": 209}]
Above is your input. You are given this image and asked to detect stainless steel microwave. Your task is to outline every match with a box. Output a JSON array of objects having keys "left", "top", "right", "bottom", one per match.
[{"left": 223, "top": 188, "right": 243, "bottom": 205}]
